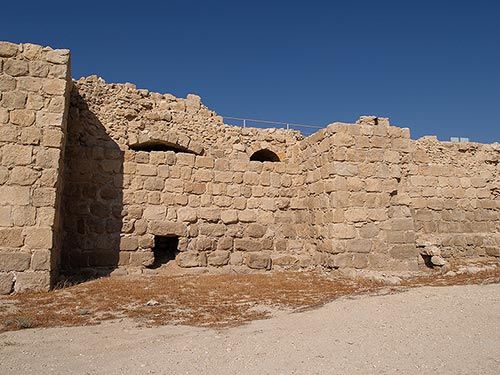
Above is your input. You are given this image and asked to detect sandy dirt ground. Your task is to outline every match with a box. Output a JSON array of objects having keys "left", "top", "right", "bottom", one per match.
[{"left": 1, "top": 283, "right": 500, "bottom": 375}]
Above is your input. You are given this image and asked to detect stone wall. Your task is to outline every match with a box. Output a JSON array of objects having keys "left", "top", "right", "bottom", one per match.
[
  {"left": 1, "top": 41, "right": 499, "bottom": 293},
  {"left": 404, "top": 137, "right": 500, "bottom": 262},
  {"left": 0, "top": 42, "right": 71, "bottom": 293},
  {"left": 61, "top": 77, "right": 308, "bottom": 274},
  {"left": 294, "top": 116, "right": 418, "bottom": 271}
]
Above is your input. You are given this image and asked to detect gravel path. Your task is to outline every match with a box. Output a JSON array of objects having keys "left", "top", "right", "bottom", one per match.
[{"left": 1, "top": 283, "right": 500, "bottom": 375}]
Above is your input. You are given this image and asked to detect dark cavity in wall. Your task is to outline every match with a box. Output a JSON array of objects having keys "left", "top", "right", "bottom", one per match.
[
  {"left": 250, "top": 149, "right": 280, "bottom": 162},
  {"left": 149, "top": 236, "right": 179, "bottom": 268},
  {"left": 129, "top": 141, "right": 195, "bottom": 154}
]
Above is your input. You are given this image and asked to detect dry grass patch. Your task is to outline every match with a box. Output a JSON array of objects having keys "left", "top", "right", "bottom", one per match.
[{"left": 1, "top": 265, "right": 500, "bottom": 333}]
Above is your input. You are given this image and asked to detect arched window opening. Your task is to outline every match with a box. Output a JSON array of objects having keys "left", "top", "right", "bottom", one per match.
[
  {"left": 130, "top": 141, "right": 195, "bottom": 154},
  {"left": 250, "top": 149, "right": 280, "bottom": 162}
]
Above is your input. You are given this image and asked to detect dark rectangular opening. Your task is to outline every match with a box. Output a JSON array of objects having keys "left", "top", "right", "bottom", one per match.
[{"left": 149, "top": 236, "right": 179, "bottom": 269}]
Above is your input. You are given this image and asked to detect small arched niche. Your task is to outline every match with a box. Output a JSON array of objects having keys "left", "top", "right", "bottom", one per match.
[
  {"left": 250, "top": 149, "right": 281, "bottom": 162},
  {"left": 130, "top": 141, "right": 196, "bottom": 154}
]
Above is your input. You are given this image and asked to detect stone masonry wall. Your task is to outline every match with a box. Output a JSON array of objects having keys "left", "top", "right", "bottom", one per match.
[
  {"left": 61, "top": 77, "right": 424, "bottom": 276},
  {"left": 2, "top": 41, "right": 499, "bottom": 293},
  {"left": 294, "top": 116, "right": 418, "bottom": 271},
  {"left": 0, "top": 42, "right": 71, "bottom": 293},
  {"left": 403, "top": 137, "right": 500, "bottom": 262},
  {"left": 61, "top": 77, "right": 308, "bottom": 274}
]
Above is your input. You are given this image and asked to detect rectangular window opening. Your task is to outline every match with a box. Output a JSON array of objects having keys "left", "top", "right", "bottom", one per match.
[{"left": 149, "top": 235, "right": 179, "bottom": 269}]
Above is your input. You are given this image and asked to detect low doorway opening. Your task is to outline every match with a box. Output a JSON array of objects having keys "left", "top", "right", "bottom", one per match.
[{"left": 150, "top": 236, "right": 179, "bottom": 268}]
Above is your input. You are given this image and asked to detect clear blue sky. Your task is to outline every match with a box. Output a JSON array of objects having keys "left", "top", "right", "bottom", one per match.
[{"left": 3, "top": 0, "right": 499, "bottom": 143}]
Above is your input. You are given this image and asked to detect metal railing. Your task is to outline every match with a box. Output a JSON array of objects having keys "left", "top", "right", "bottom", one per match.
[{"left": 222, "top": 116, "right": 323, "bottom": 135}]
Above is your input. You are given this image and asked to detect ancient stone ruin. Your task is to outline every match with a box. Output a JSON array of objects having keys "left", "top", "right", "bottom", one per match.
[{"left": 0, "top": 41, "right": 499, "bottom": 294}]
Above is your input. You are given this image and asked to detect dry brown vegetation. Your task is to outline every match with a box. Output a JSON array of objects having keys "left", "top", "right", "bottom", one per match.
[{"left": 1, "top": 265, "right": 500, "bottom": 333}]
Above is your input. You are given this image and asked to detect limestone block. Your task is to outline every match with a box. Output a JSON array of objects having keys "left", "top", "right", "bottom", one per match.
[
  {"left": 244, "top": 223, "right": 267, "bottom": 238},
  {"left": 220, "top": 210, "right": 238, "bottom": 224},
  {"left": 46, "top": 49, "right": 70, "bottom": 64},
  {"left": 32, "top": 188, "right": 56, "bottom": 207},
  {"left": 207, "top": 250, "right": 230, "bottom": 266},
  {"left": 199, "top": 223, "right": 226, "bottom": 237},
  {"left": 198, "top": 208, "right": 220, "bottom": 222},
  {"left": 42, "top": 129, "right": 63, "bottom": 147},
  {"left": 176, "top": 207, "right": 197, "bottom": 223},
  {"left": 48, "top": 65, "right": 68, "bottom": 79},
  {"left": 185, "top": 182, "right": 206, "bottom": 195},
  {"left": 4, "top": 60, "right": 29, "bottom": 76},
  {"left": 2, "top": 144, "right": 33, "bottom": 166},
  {"left": 9, "top": 166, "right": 39, "bottom": 185},
  {"left": 120, "top": 236, "right": 139, "bottom": 251},
  {"left": 344, "top": 208, "right": 368, "bottom": 223},
  {"left": 177, "top": 252, "right": 202, "bottom": 267},
  {"left": 20, "top": 127, "right": 41, "bottom": 144},
  {"left": 0, "top": 251, "right": 30, "bottom": 271},
  {"left": 143, "top": 206, "right": 166, "bottom": 221},
  {"left": 234, "top": 238, "right": 262, "bottom": 252},
  {"left": 176, "top": 153, "right": 195, "bottom": 166},
  {"left": 31, "top": 249, "right": 51, "bottom": 271},
  {"left": 137, "top": 164, "right": 157, "bottom": 176},
  {"left": 352, "top": 254, "right": 369, "bottom": 269},
  {"left": 0, "top": 74, "right": 16, "bottom": 91},
  {"left": 24, "top": 227, "right": 53, "bottom": 249},
  {"left": 190, "top": 236, "right": 215, "bottom": 252},
  {"left": 43, "top": 78, "right": 66, "bottom": 96},
  {"left": 216, "top": 236, "right": 233, "bottom": 250},
  {"left": 195, "top": 156, "right": 214, "bottom": 168},
  {"left": 0, "top": 186, "right": 30, "bottom": 205},
  {"left": 389, "top": 244, "right": 417, "bottom": 260},
  {"left": 149, "top": 221, "right": 187, "bottom": 236},
  {"left": 36, "top": 207, "right": 56, "bottom": 226},
  {"left": 29, "top": 61, "right": 49, "bottom": 77},
  {"left": 244, "top": 252, "right": 271, "bottom": 270},
  {"left": 12, "top": 206, "right": 36, "bottom": 226},
  {"left": 0, "top": 108, "right": 8, "bottom": 124},
  {"left": 26, "top": 93, "right": 44, "bottom": 110},
  {"left": 0, "top": 272, "right": 14, "bottom": 294},
  {"left": 186, "top": 94, "right": 201, "bottom": 113},
  {"left": 1, "top": 91, "right": 27, "bottom": 109},
  {"left": 17, "top": 76, "right": 43, "bottom": 92},
  {"left": 272, "top": 254, "right": 298, "bottom": 267},
  {"left": 36, "top": 111, "right": 63, "bottom": 127},
  {"left": 346, "top": 238, "right": 372, "bottom": 253},
  {"left": 138, "top": 234, "right": 155, "bottom": 248},
  {"left": 0, "top": 206, "right": 12, "bottom": 227},
  {"left": 238, "top": 210, "right": 256, "bottom": 223},
  {"left": 14, "top": 271, "right": 51, "bottom": 293},
  {"left": 0, "top": 42, "right": 19, "bottom": 57},
  {"left": 333, "top": 253, "right": 353, "bottom": 268},
  {"left": 129, "top": 251, "right": 154, "bottom": 267}
]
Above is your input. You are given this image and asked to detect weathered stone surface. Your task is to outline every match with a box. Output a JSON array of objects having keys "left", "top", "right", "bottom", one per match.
[
  {"left": 177, "top": 252, "right": 202, "bottom": 267},
  {"left": 245, "top": 253, "right": 271, "bottom": 270},
  {"left": 0, "top": 228, "right": 24, "bottom": 247},
  {"left": 0, "top": 41, "right": 497, "bottom": 294},
  {"left": 129, "top": 251, "right": 154, "bottom": 267},
  {"left": 24, "top": 227, "right": 53, "bottom": 249},
  {"left": 149, "top": 221, "right": 187, "bottom": 236},
  {"left": 207, "top": 250, "right": 230, "bottom": 266},
  {"left": 0, "top": 251, "right": 31, "bottom": 271},
  {"left": 0, "top": 272, "right": 14, "bottom": 294},
  {"left": 46, "top": 49, "right": 70, "bottom": 64},
  {"left": 31, "top": 250, "right": 51, "bottom": 271},
  {"left": 14, "top": 271, "right": 50, "bottom": 293},
  {"left": 0, "top": 42, "right": 19, "bottom": 57},
  {"left": 4, "top": 59, "right": 28, "bottom": 76},
  {"left": 244, "top": 223, "right": 267, "bottom": 238},
  {"left": 431, "top": 255, "right": 447, "bottom": 267}
]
